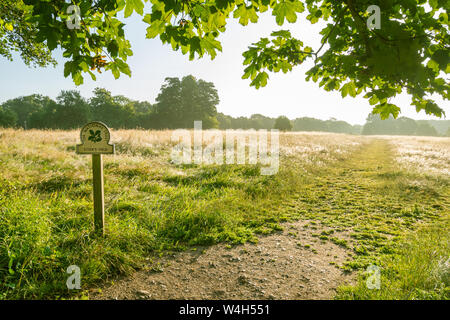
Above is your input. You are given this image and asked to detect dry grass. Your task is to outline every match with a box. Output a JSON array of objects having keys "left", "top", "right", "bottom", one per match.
[
  {"left": 2, "top": 128, "right": 448, "bottom": 179},
  {"left": 280, "top": 132, "right": 366, "bottom": 168},
  {"left": 379, "top": 135, "right": 450, "bottom": 176},
  {"left": 0, "top": 129, "right": 365, "bottom": 176}
]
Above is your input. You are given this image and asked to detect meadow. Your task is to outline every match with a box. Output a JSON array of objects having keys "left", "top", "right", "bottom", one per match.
[{"left": 0, "top": 128, "right": 448, "bottom": 299}]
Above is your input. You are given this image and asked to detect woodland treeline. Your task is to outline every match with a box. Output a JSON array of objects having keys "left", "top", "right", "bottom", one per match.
[{"left": 0, "top": 75, "right": 449, "bottom": 136}]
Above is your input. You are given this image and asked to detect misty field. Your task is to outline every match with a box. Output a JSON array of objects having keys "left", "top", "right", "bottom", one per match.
[{"left": 0, "top": 129, "right": 448, "bottom": 299}]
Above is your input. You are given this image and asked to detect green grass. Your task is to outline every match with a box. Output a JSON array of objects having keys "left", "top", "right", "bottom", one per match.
[
  {"left": 0, "top": 164, "right": 297, "bottom": 298},
  {"left": 0, "top": 129, "right": 448, "bottom": 299},
  {"left": 336, "top": 221, "right": 449, "bottom": 300}
]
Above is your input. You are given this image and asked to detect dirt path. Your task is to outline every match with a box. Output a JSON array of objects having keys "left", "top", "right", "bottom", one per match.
[{"left": 90, "top": 218, "right": 354, "bottom": 300}]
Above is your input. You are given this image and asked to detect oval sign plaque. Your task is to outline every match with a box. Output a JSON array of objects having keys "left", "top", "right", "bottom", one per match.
[{"left": 76, "top": 121, "right": 115, "bottom": 154}]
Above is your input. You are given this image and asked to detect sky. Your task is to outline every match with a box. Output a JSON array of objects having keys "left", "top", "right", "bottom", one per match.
[{"left": 0, "top": 10, "right": 448, "bottom": 125}]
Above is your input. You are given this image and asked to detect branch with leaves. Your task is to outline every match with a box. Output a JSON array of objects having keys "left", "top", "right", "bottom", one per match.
[{"left": 0, "top": 0, "right": 448, "bottom": 118}]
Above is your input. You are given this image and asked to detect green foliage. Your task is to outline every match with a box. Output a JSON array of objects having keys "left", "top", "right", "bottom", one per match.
[
  {"left": 0, "top": 0, "right": 56, "bottom": 67},
  {"left": 1, "top": 94, "right": 54, "bottom": 128},
  {"left": 0, "top": 107, "right": 17, "bottom": 127},
  {"left": 218, "top": 113, "right": 275, "bottom": 130},
  {"left": 89, "top": 88, "right": 140, "bottom": 128},
  {"left": 273, "top": 115, "right": 293, "bottom": 131},
  {"left": 242, "top": 1, "right": 449, "bottom": 118},
  {"left": 55, "top": 91, "right": 92, "bottom": 129},
  {"left": 216, "top": 113, "right": 364, "bottom": 134},
  {"left": 293, "top": 117, "right": 362, "bottom": 134},
  {"left": 18, "top": 0, "right": 133, "bottom": 85},
  {"left": 242, "top": 30, "right": 312, "bottom": 89},
  {"left": 362, "top": 114, "right": 442, "bottom": 136},
  {"left": 1, "top": 1, "right": 447, "bottom": 118},
  {"left": 421, "top": 120, "right": 450, "bottom": 135},
  {"left": 154, "top": 75, "right": 220, "bottom": 129},
  {"left": 0, "top": 75, "right": 221, "bottom": 130}
]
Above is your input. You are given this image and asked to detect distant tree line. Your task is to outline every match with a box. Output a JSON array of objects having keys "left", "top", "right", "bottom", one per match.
[
  {"left": 362, "top": 114, "right": 450, "bottom": 137},
  {"left": 0, "top": 75, "right": 219, "bottom": 130},
  {"left": 217, "top": 114, "right": 362, "bottom": 134},
  {"left": 0, "top": 75, "right": 448, "bottom": 137}
]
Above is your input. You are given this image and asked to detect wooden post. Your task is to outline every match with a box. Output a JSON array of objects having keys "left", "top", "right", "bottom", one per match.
[
  {"left": 92, "top": 154, "right": 105, "bottom": 236},
  {"left": 76, "top": 121, "right": 114, "bottom": 235}
]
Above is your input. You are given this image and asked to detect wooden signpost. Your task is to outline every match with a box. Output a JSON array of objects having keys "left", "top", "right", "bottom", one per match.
[{"left": 76, "top": 121, "right": 115, "bottom": 236}]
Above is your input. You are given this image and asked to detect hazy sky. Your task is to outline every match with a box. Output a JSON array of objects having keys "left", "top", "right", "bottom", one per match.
[{"left": 0, "top": 10, "right": 448, "bottom": 125}]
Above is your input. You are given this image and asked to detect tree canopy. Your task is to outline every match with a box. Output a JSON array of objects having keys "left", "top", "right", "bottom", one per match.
[
  {"left": 155, "top": 75, "right": 220, "bottom": 128},
  {"left": 0, "top": 75, "right": 219, "bottom": 130},
  {"left": 274, "top": 115, "right": 293, "bottom": 131},
  {"left": 0, "top": 1, "right": 448, "bottom": 119},
  {"left": 0, "top": 0, "right": 56, "bottom": 67}
]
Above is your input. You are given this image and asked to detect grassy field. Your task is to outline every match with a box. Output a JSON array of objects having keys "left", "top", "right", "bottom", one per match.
[{"left": 0, "top": 129, "right": 448, "bottom": 299}]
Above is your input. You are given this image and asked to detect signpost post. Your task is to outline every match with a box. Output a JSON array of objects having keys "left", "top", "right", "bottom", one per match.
[{"left": 76, "top": 121, "right": 115, "bottom": 236}]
